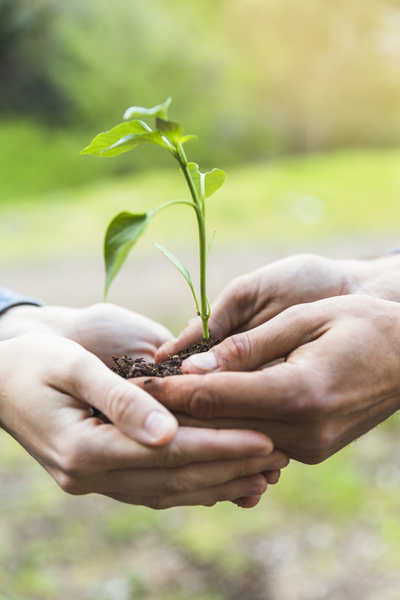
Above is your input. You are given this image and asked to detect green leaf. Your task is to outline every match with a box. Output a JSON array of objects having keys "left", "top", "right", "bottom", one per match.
[
  {"left": 100, "top": 131, "right": 167, "bottom": 157},
  {"left": 206, "top": 231, "right": 216, "bottom": 262},
  {"left": 153, "top": 243, "right": 193, "bottom": 286},
  {"left": 154, "top": 243, "right": 199, "bottom": 312},
  {"left": 156, "top": 117, "right": 183, "bottom": 144},
  {"left": 180, "top": 135, "right": 199, "bottom": 145},
  {"left": 80, "top": 120, "right": 152, "bottom": 157},
  {"left": 123, "top": 98, "right": 172, "bottom": 121},
  {"left": 186, "top": 163, "right": 227, "bottom": 201},
  {"left": 204, "top": 168, "right": 226, "bottom": 198},
  {"left": 104, "top": 211, "right": 151, "bottom": 297}
]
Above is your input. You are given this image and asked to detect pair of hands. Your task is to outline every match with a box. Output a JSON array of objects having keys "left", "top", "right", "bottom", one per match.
[
  {"left": 0, "top": 303, "right": 285, "bottom": 509},
  {"left": 3, "top": 251, "right": 400, "bottom": 508},
  {"left": 153, "top": 253, "right": 400, "bottom": 464}
]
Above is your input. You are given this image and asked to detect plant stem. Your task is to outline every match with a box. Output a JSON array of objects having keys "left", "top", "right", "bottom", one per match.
[
  {"left": 176, "top": 144, "right": 210, "bottom": 339},
  {"left": 151, "top": 198, "right": 196, "bottom": 216}
]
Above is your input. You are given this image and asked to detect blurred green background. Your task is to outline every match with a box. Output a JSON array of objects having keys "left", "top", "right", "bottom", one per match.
[{"left": 1, "top": 0, "right": 400, "bottom": 598}]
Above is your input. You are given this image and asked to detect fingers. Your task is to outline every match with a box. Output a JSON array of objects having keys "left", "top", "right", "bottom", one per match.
[
  {"left": 173, "top": 412, "right": 296, "bottom": 452},
  {"left": 53, "top": 342, "right": 178, "bottom": 446},
  {"left": 263, "top": 470, "right": 281, "bottom": 485},
  {"left": 96, "top": 452, "right": 288, "bottom": 496},
  {"left": 134, "top": 365, "right": 303, "bottom": 421},
  {"left": 73, "top": 304, "right": 174, "bottom": 366},
  {"left": 104, "top": 473, "right": 268, "bottom": 509},
  {"left": 171, "top": 411, "right": 345, "bottom": 464},
  {"left": 154, "top": 280, "right": 247, "bottom": 362},
  {"left": 154, "top": 256, "right": 345, "bottom": 364},
  {"left": 49, "top": 418, "right": 285, "bottom": 500},
  {"left": 155, "top": 319, "right": 203, "bottom": 363},
  {"left": 231, "top": 496, "right": 262, "bottom": 509},
  {"left": 71, "top": 423, "right": 276, "bottom": 471},
  {"left": 181, "top": 302, "right": 329, "bottom": 374}
]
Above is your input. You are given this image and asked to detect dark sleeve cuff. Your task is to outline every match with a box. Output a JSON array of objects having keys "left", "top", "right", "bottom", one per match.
[{"left": 0, "top": 286, "right": 45, "bottom": 316}]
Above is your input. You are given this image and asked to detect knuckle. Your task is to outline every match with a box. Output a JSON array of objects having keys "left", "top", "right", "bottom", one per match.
[
  {"left": 214, "top": 489, "right": 229, "bottom": 504},
  {"left": 54, "top": 472, "right": 85, "bottom": 496},
  {"left": 203, "top": 486, "right": 227, "bottom": 505},
  {"left": 301, "top": 424, "right": 336, "bottom": 464},
  {"left": 223, "top": 332, "right": 252, "bottom": 364},
  {"left": 234, "top": 461, "right": 254, "bottom": 480},
  {"left": 161, "top": 444, "right": 186, "bottom": 469},
  {"left": 54, "top": 442, "right": 93, "bottom": 492},
  {"left": 59, "top": 450, "right": 84, "bottom": 479},
  {"left": 187, "top": 381, "right": 222, "bottom": 419},
  {"left": 107, "top": 382, "right": 136, "bottom": 423},
  {"left": 224, "top": 277, "right": 242, "bottom": 298},
  {"left": 162, "top": 472, "right": 192, "bottom": 497}
]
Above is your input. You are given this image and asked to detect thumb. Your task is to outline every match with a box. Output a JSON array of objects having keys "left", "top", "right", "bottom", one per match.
[
  {"left": 182, "top": 303, "right": 328, "bottom": 374},
  {"left": 155, "top": 291, "right": 239, "bottom": 363},
  {"left": 154, "top": 314, "right": 229, "bottom": 363},
  {"left": 64, "top": 349, "right": 178, "bottom": 446},
  {"left": 154, "top": 317, "right": 203, "bottom": 363}
]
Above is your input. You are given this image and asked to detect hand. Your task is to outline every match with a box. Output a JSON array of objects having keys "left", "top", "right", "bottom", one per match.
[
  {"left": 156, "top": 252, "right": 400, "bottom": 361},
  {"left": 0, "top": 333, "right": 287, "bottom": 508},
  {"left": 0, "top": 302, "right": 173, "bottom": 366},
  {"left": 142, "top": 295, "right": 400, "bottom": 464}
]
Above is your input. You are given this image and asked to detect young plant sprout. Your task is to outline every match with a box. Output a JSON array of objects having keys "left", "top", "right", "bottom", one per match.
[{"left": 80, "top": 98, "right": 226, "bottom": 340}]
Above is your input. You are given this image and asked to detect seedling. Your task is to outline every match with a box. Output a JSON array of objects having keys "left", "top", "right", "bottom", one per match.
[{"left": 80, "top": 98, "right": 226, "bottom": 339}]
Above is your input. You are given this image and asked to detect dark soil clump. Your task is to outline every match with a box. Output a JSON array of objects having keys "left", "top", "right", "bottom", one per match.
[{"left": 112, "top": 338, "right": 219, "bottom": 379}]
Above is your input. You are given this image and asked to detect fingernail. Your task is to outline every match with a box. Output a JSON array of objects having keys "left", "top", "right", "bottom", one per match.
[
  {"left": 243, "top": 484, "right": 265, "bottom": 496},
  {"left": 144, "top": 411, "right": 175, "bottom": 442},
  {"left": 185, "top": 351, "right": 218, "bottom": 372}
]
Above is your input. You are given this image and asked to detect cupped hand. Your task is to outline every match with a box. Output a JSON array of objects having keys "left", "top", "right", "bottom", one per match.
[
  {"left": 0, "top": 333, "right": 287, "bottom": 508},
  {"left": 143, "top": 295, "right": 400, "bottom": 464},
  {"left": 155, "top": 252, "right": 400, "bottom": 362},
  {"left": 0, "top": 302, "right": 173, "bottom": 366}
]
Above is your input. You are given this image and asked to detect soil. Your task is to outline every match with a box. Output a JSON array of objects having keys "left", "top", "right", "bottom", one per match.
[
  {"left": 111, "top": 337, "right": 219, "bottom": 379},
  {"left": 91, "top": 338, "right": 219, "bottom": 422}
]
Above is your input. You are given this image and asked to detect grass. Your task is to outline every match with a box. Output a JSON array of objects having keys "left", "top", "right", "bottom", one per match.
[{"left": 1, "top": 148, "right": 400, "bottom": 265}]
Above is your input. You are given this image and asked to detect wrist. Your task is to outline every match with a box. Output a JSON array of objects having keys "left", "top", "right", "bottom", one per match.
[
  {"left": 339, "top": 255, "right": 400, "bottom": 302},
  {"left": 0, "top": 305, "right": 77, "bottom": 342}
]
